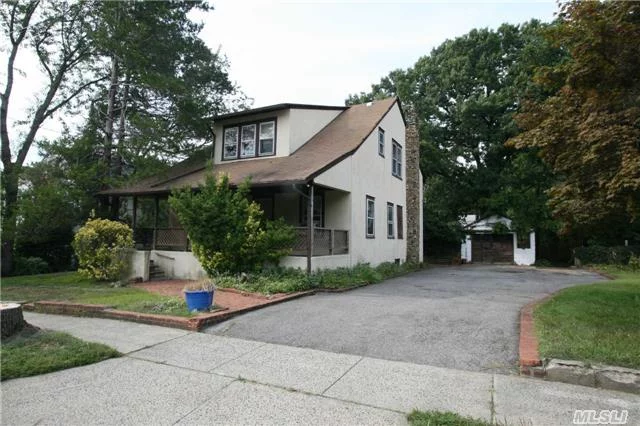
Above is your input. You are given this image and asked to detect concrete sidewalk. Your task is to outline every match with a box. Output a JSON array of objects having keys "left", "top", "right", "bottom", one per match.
[{"left": 2, "top": 313, "right": 639, "bottom": 425}]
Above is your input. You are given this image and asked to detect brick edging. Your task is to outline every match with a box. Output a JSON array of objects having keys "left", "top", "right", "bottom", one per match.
[
  {"left": 519, "top": 299, "right": 543, "bottom": 374},
  {"left": 22, "top": 290, "right": 315, "bottom": 331}
]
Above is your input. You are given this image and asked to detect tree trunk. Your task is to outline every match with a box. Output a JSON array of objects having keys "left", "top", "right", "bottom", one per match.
[
  {"left": 104, "top": 56, "right": 119, "bottom": 176},
  {"left": 1, "top": 166, "right": 20, "bottom": 275},
  {"left": 114, "top": 72, "right": 130, "bottom": 178}
]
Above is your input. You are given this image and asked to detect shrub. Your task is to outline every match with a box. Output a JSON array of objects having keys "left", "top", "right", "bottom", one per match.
[
  {"left": 628, "top": 254, "right": 640, "bottom": 271},
  {"left": 214, "top": 262, "right": 422, "bottom": 294},
  {"left": 574, "top": 245, "right": 640, "bottom": 265},
  {"left": 169, "top": 173, "right": 296, "bottom": 275},
  {"left": 72, "top": 218, "right": 134, "bottom": 281},
  {"left": 13, "top": 257, "right": 49, "bottom": 276}
]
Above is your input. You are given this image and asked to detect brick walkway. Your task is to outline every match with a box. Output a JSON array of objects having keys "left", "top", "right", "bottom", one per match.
[{"left": 133, "top": 280, "right": 290, "bottom": 310}]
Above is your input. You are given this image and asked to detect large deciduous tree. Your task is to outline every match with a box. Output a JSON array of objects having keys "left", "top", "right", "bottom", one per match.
[
  {"left": 510, "top": 1, "right": 640, "bottom": 241},
  {"left": 348, "top": 21, "right": 563, "bottom": 252},
  {"left": 1, "top": 0, "right": 102, "bottom": 274},
  {"left": 91, "top": 1, "right": 246, "bottom": 179},
  {"left": 1, "top": 0, "right": 247, "bottom": 274}
]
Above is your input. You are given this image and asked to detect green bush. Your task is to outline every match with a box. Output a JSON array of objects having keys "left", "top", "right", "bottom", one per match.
[
  {"left": 169, "top": 173, "right": 296, "bottom": 275},
  {"left": 72, "top": 218, "right": 133, "bottom": 281},
  {"left": 628, "top": 254, "right": 640, "bottom": 271},
  {"left": 215, "top": 262, "right": 421, "bottom": 294},
  {"left": 574, "top": 245, "right": 640, "bottom": 265},
  {"left": 13, "top": 257, "right": 49, "bottom": 276}
]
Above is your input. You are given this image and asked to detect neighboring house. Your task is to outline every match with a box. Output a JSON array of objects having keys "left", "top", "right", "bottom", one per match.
[
  {"left": 459, "top": 215, "right": 535, "bottom": 266},
  {"left": 99, "top": 97, "right": 424, "bottom": 280}
]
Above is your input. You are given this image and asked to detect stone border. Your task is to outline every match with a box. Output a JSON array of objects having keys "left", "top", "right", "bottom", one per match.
[{"left": 23, "top": 290, "right": 314, "bottom": 331}]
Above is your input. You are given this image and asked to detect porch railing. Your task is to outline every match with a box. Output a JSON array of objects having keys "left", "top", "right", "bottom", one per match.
[
  {"left": 291, "top": 227, "right": 349, "bottom": 256},
  {"left": 133, "top": 226, "right": 348, "bottom": 256},
  {"left": 134, "top": 228, "right": 190, "bottom": 251}
]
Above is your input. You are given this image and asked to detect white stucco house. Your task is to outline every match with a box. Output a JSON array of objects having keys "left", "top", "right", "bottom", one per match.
[
  {"left": 99, "top": 97, "right": 424, "bottom": 280},
  {"left": 460, "top": 215, "right": 535, "bottom": 266}
]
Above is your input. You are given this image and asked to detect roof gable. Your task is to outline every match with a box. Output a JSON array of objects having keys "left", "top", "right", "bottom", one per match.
[{"left": 100, "top": 97, "right": 401, "bottom": 195}]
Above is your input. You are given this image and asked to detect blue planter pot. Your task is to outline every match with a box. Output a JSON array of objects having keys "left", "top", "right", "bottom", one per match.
[{"left": 184, "top": 290, "right": 214, "bottom": 312}]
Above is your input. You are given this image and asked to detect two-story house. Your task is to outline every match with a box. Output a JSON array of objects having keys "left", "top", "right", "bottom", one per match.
[{"left": 99, "top": 97, "right": 423, "bottom": 280}]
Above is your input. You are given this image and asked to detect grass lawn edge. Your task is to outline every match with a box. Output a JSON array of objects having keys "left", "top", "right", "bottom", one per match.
[{"left": 1, "top": 327, "right": 120, "bottom": 381}]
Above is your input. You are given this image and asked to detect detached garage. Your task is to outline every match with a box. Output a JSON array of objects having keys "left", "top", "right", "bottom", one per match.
[{"left": 460, "top": 215, "right": 535, "bottom": 266}]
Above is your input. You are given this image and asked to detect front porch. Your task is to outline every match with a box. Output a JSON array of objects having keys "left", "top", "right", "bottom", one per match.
[{"left": 105, "top": 184, "right": 352, "bottom": 278}]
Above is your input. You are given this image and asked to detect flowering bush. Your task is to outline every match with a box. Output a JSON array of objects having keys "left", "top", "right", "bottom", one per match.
[{"left": 72, "top": 218, "right": 134, "bottom": 281}]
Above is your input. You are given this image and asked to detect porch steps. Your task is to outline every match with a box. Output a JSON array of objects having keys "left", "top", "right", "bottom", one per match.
[{"left": 148, "top": 260, "right": 166, "bottom": 281}]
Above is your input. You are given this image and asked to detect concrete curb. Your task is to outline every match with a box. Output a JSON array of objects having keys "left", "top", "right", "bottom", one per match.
[
  {"left": 518, "top": 293, "right": 640, "bottom": 395},
  {"left": 22, "top": 290, "right": 315, "bottom": 331},
  {"left": 543, "top": 359, "right": 640, "bottom": 395}
]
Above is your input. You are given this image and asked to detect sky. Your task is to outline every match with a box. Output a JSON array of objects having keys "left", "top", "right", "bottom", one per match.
[
  {"left": 3, "top": 0, "right": 558, "bottom": 165},
  {"left": 200, "top": 0, "right": 558, "bottom": 107}
]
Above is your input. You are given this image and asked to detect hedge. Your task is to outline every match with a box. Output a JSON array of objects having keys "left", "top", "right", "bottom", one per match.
[{"left": 573, "top": 245, "right": 640, "bottom": 265}]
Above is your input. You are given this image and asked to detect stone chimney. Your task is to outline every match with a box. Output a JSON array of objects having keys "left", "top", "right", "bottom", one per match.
[{"left": 405, "top": 108, "right": 422, "bottom": 264}]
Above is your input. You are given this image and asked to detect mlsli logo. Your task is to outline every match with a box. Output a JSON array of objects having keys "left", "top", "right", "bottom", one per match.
[{"left": 573, "top": 410, "right": 628, "bottom": 425}]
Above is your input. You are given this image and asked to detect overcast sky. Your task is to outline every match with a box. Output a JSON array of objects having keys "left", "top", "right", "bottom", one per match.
[
  {"left": 200, "top": 0, "right": 558, "bottom": 107},
  {"left": 4, "top": 0, "right": 558, "bottom": 164}
]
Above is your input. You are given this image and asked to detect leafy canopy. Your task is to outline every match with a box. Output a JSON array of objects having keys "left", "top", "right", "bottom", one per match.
[
  {"left": 169, "top": 174, "right": 296, "bottom": 275},
  {"left": 510, "top": 1, "right": 640, "bottom": 240},
  {"left": 348, "top": 20, "right": 563, "bottom": 247}
]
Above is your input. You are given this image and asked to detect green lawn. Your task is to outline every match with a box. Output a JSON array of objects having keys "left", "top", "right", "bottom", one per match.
[
  {"left": 1, "top": 272, "right": 194, "bottom": 317},
  {"left": 407, "top": 410, "right": 491, "bottom": 426},
  {"left": 1, "top": 328, "right": 120, "bottom": 380},
  {"left": 534, "top": 268, "right": 640, "bottom": 369}
]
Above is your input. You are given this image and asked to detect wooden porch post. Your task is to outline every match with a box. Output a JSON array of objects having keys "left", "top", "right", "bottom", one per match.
[
  {"left": 307, "top": 184, "right": 314, "bottom": 274},
  {"left": 153, "top": 197, "right": 159, "bottom": 250},
  {"left": 132, "top": 196, "right": 138, "bottom": 229}
]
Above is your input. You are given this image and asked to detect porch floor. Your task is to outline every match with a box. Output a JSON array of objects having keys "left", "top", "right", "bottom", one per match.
[{"left": 133, "top": 280, "right": 293, "bottom": 311}]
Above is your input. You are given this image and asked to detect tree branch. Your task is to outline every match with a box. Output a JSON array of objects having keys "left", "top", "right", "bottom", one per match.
[{"left": 1, "top": 0, "right": 40, "bottom": 169}]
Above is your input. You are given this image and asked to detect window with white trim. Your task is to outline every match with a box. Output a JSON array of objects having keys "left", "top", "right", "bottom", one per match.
[
  {"left": 222, "top": 119, "right": 276, "bottom": 160},
  {"left": 387, "top": 202, "right": 394, "bottom": 239},
  {"left": 392, "top": 140, "right": 402, "bottom": 178},
  {"left": 223, "top": 127, "right": 238, "bottom": 160},
  {"left": 259, "top": 121, "right": 275, "bottom": 156},
  {"left": 378, "top": 128, "right": 385, "bottom": 157},
  {"left": 366, "top": 196, "right": 375, "bottom": 238},
  {"left": 240, "top": 124, "right": 256, "bottom": 158}
]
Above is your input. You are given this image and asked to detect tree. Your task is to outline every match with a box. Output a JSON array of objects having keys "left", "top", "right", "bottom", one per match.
[
  {"left": 348, "top": 21, "right": 563, "bottom": 252},
  {"left": 1, "top": 0, "right": 103, "bottom": 273},
  {"left": 169, "top": 174, "right": 296, "bottom": 274},
  {"left": 510, "top": 1, "right": 640, "bottom": 241},
  {"left": 1, "top": 0, "right": 247, "bottom": 273},
  {"left": 90, "top": 0, "right": 247, "bottom": 179}
]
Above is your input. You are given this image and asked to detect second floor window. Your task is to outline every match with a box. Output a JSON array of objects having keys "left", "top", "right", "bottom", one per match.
[
  {"left": 223, "top": 119, "right": 276, "bottom": 160},
  {"left": 378, "top": 128, "right": 385, "bottom": 157},
  {"left": 392, "top": 140, "right": 402, "bottom": 178}
]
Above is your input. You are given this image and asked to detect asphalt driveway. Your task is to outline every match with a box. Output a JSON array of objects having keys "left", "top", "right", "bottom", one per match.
[{"left": 205, "top": 265, "right": 603, "bottom": 374}]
